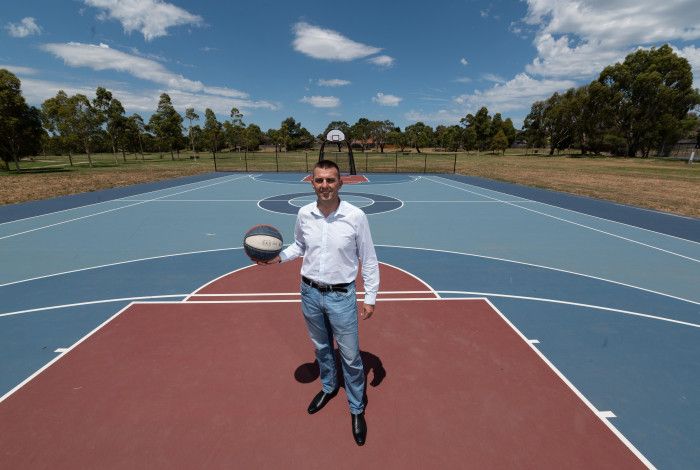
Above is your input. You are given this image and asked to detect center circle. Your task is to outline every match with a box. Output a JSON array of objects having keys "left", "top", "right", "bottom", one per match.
[
  {"left": 259, "top": 192, "right": 402, "bottom": 215},
  {"left": 289, "top": 194, "right": 375, "bottom": 209}
]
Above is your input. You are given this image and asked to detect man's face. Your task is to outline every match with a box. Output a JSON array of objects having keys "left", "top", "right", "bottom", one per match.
[{"left": 312, "top": 166, "right": 342, "bottom": 203}]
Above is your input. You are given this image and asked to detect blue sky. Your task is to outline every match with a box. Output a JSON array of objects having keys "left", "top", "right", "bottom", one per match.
[{"left": 2, "top": 0, "right": 699, "bottom": 134}]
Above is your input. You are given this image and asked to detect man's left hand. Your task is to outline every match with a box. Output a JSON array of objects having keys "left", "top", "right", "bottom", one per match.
[{"left": 360, "top": 303, "right": 374, "bottom": 320}]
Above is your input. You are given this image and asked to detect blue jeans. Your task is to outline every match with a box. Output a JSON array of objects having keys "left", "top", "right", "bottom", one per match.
[{"left": 300, "top": 281, "right": 365, "bottom": 415}]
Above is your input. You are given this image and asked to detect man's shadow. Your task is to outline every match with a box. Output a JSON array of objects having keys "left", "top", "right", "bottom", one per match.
[{"left": 294, "top": 350, "right": 386, "bottom": 409}]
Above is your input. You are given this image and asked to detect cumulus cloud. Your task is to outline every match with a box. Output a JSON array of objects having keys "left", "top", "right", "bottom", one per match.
[
  {"left": 455, "top": 73, "right": 576, "bottom": 112},
  {"left": 523, "top": 0, "right": 700, "bottom": 79},
  {"left": 0, "top": 64, "right": 38, "bottom": 75},
  {"left": 5, "top": 17, "right": 41, "bottom": 38},
  {"left": 482, "top": 73, "right": 506, "bottom": 83},
  {"left": 460, "top": 58, "right": 469, "bottom": 66},
  {"left": 293, "top": 22, "right": 380, "bottom": 61},
  {"left": 372, "top": 92, "right": 402, "bottom": 106},
  {"left": 41, "top": 42, "right": 248, "bottom": 98},
  {"left": 19, "top": 77, "right": 276, "bottom": 114},
  {"left": 318, "top": 78, "right": 351, "bottom": 87},
  {"left": 301, "top": 95, "right": 340, "bottom": 108},
  {"left": 368, "top": 55, "right": 395, "bottom": 67},
  {"left": 38, "top": 42, "right": 276, "bottom": 112},
  {"left": 84, "top": 0, "right": 203, "bottom": 41}
]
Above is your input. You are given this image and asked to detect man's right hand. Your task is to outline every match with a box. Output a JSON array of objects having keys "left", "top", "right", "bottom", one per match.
[{"left": 255, "top": 255, "right": 281, "bottom": 266}]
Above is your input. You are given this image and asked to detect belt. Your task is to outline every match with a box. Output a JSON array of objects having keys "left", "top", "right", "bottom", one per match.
[{"left": 302, "top": 276, "right": 351, "bottom": 293}]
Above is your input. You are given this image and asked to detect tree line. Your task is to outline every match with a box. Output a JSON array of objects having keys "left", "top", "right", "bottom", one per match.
[
  {"left": 521, "top": 45, "right": 700, "bottom": 157},
  {"left": 1, "top": 44, "right": 698, "bottom": 170}
]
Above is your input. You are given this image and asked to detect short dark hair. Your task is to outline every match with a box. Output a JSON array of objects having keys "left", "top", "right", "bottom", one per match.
[{"left": 314, "top": 159, "right": 340, "bottom": 176}]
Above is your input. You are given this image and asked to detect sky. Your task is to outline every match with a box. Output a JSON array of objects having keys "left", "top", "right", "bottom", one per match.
[{"left": 1, "top": 0, "right": 699, "bottom": 135}]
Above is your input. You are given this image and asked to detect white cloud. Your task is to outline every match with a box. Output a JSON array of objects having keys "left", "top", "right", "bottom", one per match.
[
  {"left": 292, "top": 22, "right": 381, "bottom": 61},
  {"left": 460, "top": 58, "right": 469, "bottom": 66},
  {"left": 368, "top": 55, "right": 395, "bottom": 67},
  {"left": 523, "top": 0, "right": 700, "bottom": 79},
  {"left": 318, "top": 78, "right": 351, "bottom": 87},
  {"left": 455, "top": 73, "right": 576, "bottom": 112},
  {"left": 19, "top": 77, "right": 276, "bottom": 115},
  {"left": 5, "top": 17, "right": 41, "bottom": 38},
  {"left": 372, "top": 93, "right": 402, "bottom": 106},
  {"left": 404, "top": 109, "right": 464, "bottom": 125},
  {"left": 301, "top": 95, "right": 340, "bottom": 108},
  {"left": 674, "top": 45, "right": 700, "bottom": 88},
  {"left": 482, "top": 73, "right": 506, "bottom": 83},
  {"left": 41, "top": 42, "right": 247, "bottom": 98},
  {"left": 0, "top": 64, "right": 38, "bottom": 75},
  {"left": 84, "top": 0, "right": 203, "bottom": 41}
]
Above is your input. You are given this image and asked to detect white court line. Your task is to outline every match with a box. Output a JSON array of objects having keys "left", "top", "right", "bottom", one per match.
[
  {"left": 0, "top": 173, "right": 234, "bottom": 227},
  {"left": 0, "top": 302, "right": 135, "bottom": 404},
  {"left": 423, "top": 176, "right": 700, "bottom": 263},
  {"left": 599, "top": 411, "right": 617, "bottom": 419},
  {"left": 483, "top": 298, "right": 655, "bottom": 469},
  {"left": 0, "top": 174, "right": 250, "bottom": 241},
  {"left": 434, "top": 175, "right": 700, "bottom": 246},
  {"left": 3, "top": 244, "right": 698, "bottom": 310},
  {"left": 3, "top": 290, "right": 699, "bottom": 329},
  {"left": 528, "top": 339, "right": 540, "bottom": 344}
]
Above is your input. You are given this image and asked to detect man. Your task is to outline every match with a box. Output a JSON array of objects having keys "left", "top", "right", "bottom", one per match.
[{"left": 260, "top": 160, "right": 379, "bottom": 446}]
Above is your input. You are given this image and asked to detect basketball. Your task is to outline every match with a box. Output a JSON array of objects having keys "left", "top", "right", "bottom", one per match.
[{"left": 243, "top": 225, "right": 283, "bottom": 262}]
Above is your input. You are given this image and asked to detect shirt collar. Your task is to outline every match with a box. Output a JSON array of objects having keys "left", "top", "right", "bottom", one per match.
[{"left": 311, "top": 199, "right": 348, "bottom": 218}]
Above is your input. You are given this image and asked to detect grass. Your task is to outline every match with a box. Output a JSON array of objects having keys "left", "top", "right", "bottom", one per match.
[{"left": 2, "top": 149, "right": 699, "bottom": 218}]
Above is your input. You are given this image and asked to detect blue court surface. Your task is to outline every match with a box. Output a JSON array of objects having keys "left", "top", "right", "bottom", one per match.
[{"left": 1, "top": 172, "right": 698, "bottom": 468}]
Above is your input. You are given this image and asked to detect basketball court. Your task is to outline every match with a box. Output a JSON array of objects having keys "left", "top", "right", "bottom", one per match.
[{"left": 1, "top": 171, "right": 699, "bottom": 468}]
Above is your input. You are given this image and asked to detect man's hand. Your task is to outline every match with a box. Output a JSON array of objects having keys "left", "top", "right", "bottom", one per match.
[
  {"left": 255, "top": 255, "right": 281, "bottom": 266},
  {"left": 360, "top": 303, "right": 374, "bottom": 320}
]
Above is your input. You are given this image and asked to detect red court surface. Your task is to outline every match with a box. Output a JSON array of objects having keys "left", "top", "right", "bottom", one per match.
[{"left": 0, "top": 297, "right": 644, "bottom": 469}]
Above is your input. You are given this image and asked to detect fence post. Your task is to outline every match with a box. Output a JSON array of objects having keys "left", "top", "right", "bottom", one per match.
[
  {"left": 424, "top": 153, "right": 427, "bottom": 173},
  {"left": 453, "top": 153, "right": 457, "bottom": 173},
  {"left": 275, "top": 151, "right": 279, "bottom": 172},
  {"left": 305, "top": 152, "right": 309, "bottom": 172},
  {"left": 213, "top": 152, "right": 218, "bottom": 171},
  {"left": 244, "top": 151, "right": 248, "bottom": 172},
  {"left": 365, "top": 152, "right": 368, "bottom": 172},
  {"left": 395, "top": 152, "right": 398, "bottom": 173}
]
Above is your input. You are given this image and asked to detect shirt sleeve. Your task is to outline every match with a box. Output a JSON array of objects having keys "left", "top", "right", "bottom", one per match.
[
  {"left": 356, "top": 212, "right": 379, "bottom": 304},
  {"left": 279, "top": 213, "right": 305, "bottom": 262}
]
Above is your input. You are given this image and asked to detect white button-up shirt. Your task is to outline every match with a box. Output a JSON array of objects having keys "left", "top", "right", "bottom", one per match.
[{"left": 279, "top": 200, "right": 380, "bottom": 304}]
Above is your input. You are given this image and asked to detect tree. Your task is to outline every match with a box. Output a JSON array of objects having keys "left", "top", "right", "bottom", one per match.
[
  {"left": 370, "top": 120, "right": 395, "bottom": 153},
  {"left": 491, "top": 129, "right": 509, "bottom": 154},
  {"left": 203, "top": 108, "right": 223, "bottom": 157},
  {"left": 404, "top": 122, "right": 434, "bottom": 153},
  {"left": 461, "top": 107, "right": 492, "bottom": 151},
  {"left": 279, "top": 117, "right": 313, "bottom": 150},
  {"left": 224, "top": 107, "right": 245, "bottom": 151},
  {"left": 243, "top": 124, "right": 263, "bottom": 151},
  {"left": 185, "top": 108, "right": 199, "bottom": 154},
  {"left": 107, "top": 98, "right": 127, "bottom": 162},
  {"left": 522, "top": 101, "right": 547, "bottom": 150},
  {"left": 149, "top": 93, "right": 183, "bottom": 160},
  {"left": 126, "top": 113, "right": 146, "bottom": 159},
  {"left": 1, "top": 70, "right": 44, "bottom": 170},
  {"left": 387, "top": 127, "right": 407, "bottom": 151},
  {"left": 350, "top": 118, "right": 372, "bottom": 151},
  {"left": 599, "top": 44, "right": 700, "bottom": 157}
]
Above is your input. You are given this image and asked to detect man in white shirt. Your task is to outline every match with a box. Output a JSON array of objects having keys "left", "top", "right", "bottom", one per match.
[{"left": 261, "top": 160, "right": 379, "bottom": 446}]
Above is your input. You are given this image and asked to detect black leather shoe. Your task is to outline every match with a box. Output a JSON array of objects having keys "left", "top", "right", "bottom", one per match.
[
  {"left": 351, "top": 412, "right": 367, "bottom": 446},
  {"left": 307, "top": 389, "right": 338, "bottom": 414}
]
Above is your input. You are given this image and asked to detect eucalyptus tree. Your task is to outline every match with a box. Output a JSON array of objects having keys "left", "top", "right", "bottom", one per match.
[
  {"left": 185, "top": 107, "right": 199, "bottom": 154},
  {"left": 599, "top": 44, "right": 699, "bottom": 157},
  {"left": 126, "top": 113, "right": 146, "bottom": 159},
  {"left": 404, "top": 122, "right": 434, "bottom": 153},
  {"left": 350, "top": 118, "right": 372, "bottom": 151},
  {"left": 203, "top": 108, "right": 223, "bottom": 158},
  {"left": 41, "top": 90, "right": 76, "bottom": 165},
  {"left": 243, "top": 123, "right": 263, "bottom": 151},
  {"left": 0, "top": 69, "right": 43, "bottom": 170},
  {"left": 149, "top": 93, "right": 183, "bottom": 160},
  {"left": 370, "top": 120, "right": 395, "bottom": 153},
  {"left": 224, "top": 107, "right": 245, "bottom": 151}
]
